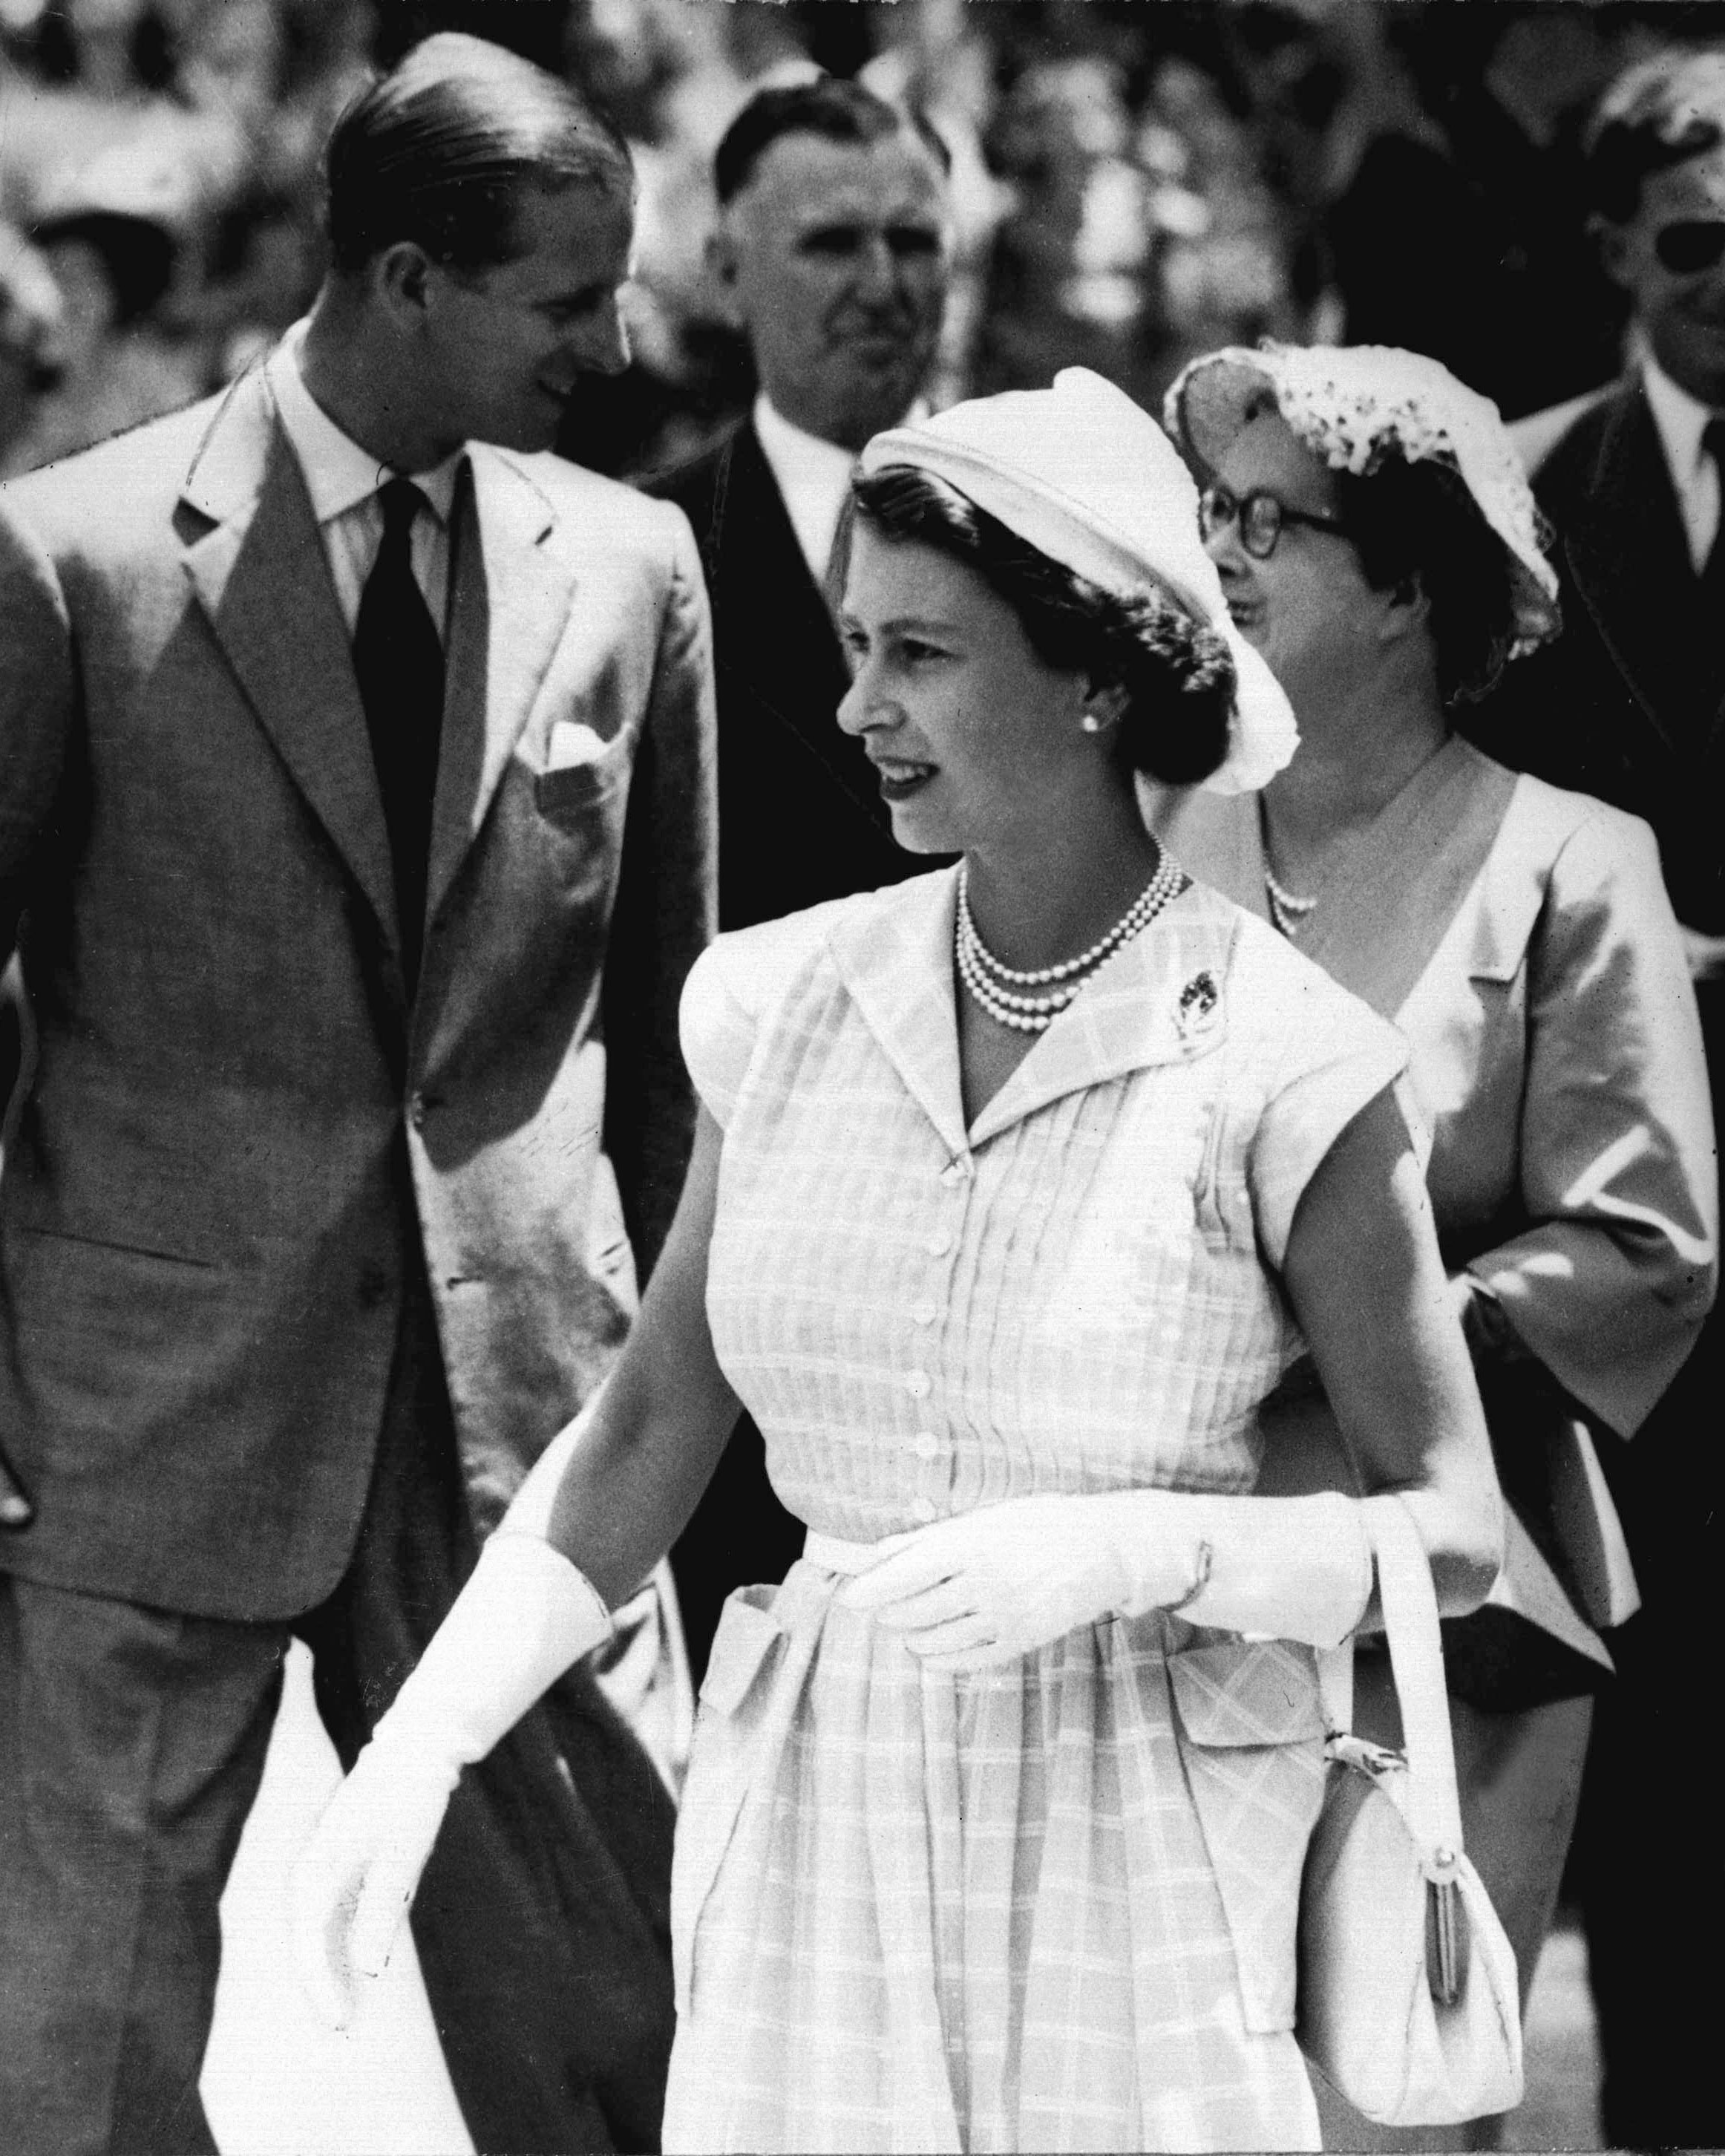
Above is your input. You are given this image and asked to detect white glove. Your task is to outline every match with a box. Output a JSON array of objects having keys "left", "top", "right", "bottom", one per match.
[
  {"left": 290, "top": 1531, "right": 612, "bottom": 2028},
  {"left": 837, "top": 1489, "right": 1371, "bottom": 1673}
]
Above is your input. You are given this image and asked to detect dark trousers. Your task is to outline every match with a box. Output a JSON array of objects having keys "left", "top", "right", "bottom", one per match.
[
  {"left": 1568, "top": 1327, "right": 1725, "bottom": 2152},
  {"left": 0, "top": 1275, "right": 675, "bottom": 2156}
]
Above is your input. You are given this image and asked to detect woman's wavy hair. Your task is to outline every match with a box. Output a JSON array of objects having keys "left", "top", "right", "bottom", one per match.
[
  {"left": 849, "top": 466, "right": 1237, "bottom": 787},
  {"left": 1330, "top": 453, "right": 1523, "bottom": 708}
]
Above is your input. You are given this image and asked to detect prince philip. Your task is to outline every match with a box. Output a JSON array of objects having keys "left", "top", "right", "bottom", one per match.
[{"left": 0, "top": 34, "right": 714, "bottom": 2155}]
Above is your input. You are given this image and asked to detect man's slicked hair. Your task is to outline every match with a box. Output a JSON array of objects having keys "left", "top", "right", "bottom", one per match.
[
  {"left": 1585, "top": 46, "right": 1725, "bottom": 225},
  {"left": 713, "top": 76, "right": 950, "bottom": 208},
  {"left": 325, "top": 31, "right": 632, "bottom": 278}
]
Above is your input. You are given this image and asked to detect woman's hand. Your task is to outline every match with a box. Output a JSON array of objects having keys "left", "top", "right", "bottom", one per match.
[
  {"left": 291, "top": 1737, "right": 455, "bottom": 2029},
  {"left": 838, "top": 1490, "right": 1202, "bottom": 1671},
  {"left": 839, "top": 1486, "right": 1374, "bottom": 1669}
]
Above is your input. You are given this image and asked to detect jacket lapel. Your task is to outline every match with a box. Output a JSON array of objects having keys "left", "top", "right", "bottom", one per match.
[
  {"left": 1562, "top": 385, "right": 1718, "bottom": 757},
  {"left": 713, "top": 425, "right": 879, "bottom": 823},
  {"left": 424, "top": 447, "right": 572, "bottom": 924},
  {"left": 180, "top": 370, "right": 400, "bottom": 956},
  {"left": 1294, "top": 740, "right": 1516, "bottom": 1017},
  {"left": 1159, "top": 744, "right": 1518, "bottom": 1025}
]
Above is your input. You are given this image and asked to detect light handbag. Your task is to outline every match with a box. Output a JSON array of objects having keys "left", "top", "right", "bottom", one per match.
[{"left": 1295, "top": 1492, "right": 1524, "bottom": 2127}]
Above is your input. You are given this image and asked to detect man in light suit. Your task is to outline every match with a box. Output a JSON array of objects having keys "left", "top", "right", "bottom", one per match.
[
  {"left": 0, "top": 34, "right": 714, "bottom": 2156},
  {"left": 1488, "top": 50, "right": 1725, "bottom": 2149},
  {"left": 646, "top": 79, "right": 949, "bottom": 1678}
]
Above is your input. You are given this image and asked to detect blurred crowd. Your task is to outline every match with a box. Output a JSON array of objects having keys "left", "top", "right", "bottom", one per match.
[{"left": 3, "top": 0, "right": 1723, "bottom": 485}]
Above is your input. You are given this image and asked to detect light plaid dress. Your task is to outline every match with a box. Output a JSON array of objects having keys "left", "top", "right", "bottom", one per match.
[{"left": 663, "top": 866, "right": 1408, "bottom": 2155}]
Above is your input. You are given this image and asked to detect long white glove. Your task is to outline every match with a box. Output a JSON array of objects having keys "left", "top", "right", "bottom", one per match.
[
  {"left": 837, "top": 1489, "right": 1371, "bottom": 1673},
  {"left": 290, "top": 1531, "right": 611, "bottom": 2028}
]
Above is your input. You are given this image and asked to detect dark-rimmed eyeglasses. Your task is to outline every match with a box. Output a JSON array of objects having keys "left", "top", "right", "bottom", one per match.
[
  {"left": 1652, "top": 220, "right": 1725, "bottom": 275},
  {"left": 1198, "top": 482, "right": 1349, "bottom": 561}
]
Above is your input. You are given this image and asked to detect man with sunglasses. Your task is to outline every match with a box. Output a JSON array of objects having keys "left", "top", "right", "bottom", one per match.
[{"left": 1491, "top": 48, "right": 1725, "bottom": 2151}]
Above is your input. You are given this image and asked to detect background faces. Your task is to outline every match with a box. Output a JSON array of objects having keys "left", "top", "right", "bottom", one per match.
[
  {"left": 1203, "top": 411, "right": 1388, "bottom": 713},
  {"left": 420, "top": 181, "right": 633, "bottom": 455},
  {"left": 713, "top": 130, "right": 951, "bottom": 452},
  {"left": 1602, "top": 144, "right": 1725, "bottom": 407}
]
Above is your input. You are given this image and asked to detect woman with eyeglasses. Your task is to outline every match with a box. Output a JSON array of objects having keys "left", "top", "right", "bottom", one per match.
[
  {"left": 290, "top": 369, "right": 1506, "bottom": 2152},
  {"left": 1156, "top": 342, "right": 1718, "bottom": 2147}
]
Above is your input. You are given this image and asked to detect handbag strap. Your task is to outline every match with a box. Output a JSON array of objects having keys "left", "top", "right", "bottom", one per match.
[{"left": 1361, "top": 1492, "right": 1466, "bottom": 1866}]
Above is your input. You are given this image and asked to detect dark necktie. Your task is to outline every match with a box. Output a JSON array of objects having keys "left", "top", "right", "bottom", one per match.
[{"left": 353, "top": 477, "right": 444, "bottom": 990}]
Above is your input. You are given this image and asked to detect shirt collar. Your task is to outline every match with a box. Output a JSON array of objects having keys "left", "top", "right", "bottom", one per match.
[
  {"left": 268, "top": 319, "right": 463, "bottom": 528},
  {"left": 1641, "top": 350, "right": 1721, "bottom": 489},
  {"left": 752, "top": 392, "right": 862, "bottom": 500}
]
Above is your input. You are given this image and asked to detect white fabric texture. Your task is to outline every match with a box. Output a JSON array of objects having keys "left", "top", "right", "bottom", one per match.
[
  {"left": 663, "top": 868, "right": 1409, "bottom": 2152},
  {"left": 858, "top": 369, "right": 1300, "bottom": 795}
]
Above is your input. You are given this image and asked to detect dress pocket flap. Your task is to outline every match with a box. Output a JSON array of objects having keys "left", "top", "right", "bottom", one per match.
[
  {"left": 1171, "top": 1639, "right": 1327, "bottom": 1748},
  {"left": 698, "top": 1587, "right": 785, "bottom": 1718}
]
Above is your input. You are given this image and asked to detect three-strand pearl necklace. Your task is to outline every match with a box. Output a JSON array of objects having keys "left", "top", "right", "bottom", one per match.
[{"left": 955, "top": 847, "right": 1188, "bottom": 1033}]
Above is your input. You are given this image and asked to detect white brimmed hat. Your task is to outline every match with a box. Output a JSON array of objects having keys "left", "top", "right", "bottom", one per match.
[
  {"left": 858, "top": 367, "right": 1299, "bottom": 794},
  {"left": 1165, "top": 342, "right": 1560, "bottom": 661}
]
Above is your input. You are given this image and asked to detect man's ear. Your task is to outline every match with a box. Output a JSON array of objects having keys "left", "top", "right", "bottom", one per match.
[
  {"left": 374, "top": 241, "right": 434, "bottom": 323},
  {"left": 1593, "top": 212, "right": 1636, "bottom": 294}
]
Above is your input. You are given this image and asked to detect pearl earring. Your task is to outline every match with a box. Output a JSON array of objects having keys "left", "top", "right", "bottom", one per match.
[{"left": 1081, "top": 713, "right": 1103, "bottom": 733}]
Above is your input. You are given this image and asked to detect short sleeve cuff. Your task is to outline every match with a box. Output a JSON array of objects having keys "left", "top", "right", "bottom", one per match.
[
  {"left": 1251, "top": 1040, "right": 1415, "bottom": 1270},
  {"left": 677, "top": 942, "right": 757, "bottom": 1131}
]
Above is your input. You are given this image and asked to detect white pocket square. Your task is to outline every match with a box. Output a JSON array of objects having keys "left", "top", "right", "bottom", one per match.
[{"left": 546, "top": 721, "right": 612, "bottom": 770}]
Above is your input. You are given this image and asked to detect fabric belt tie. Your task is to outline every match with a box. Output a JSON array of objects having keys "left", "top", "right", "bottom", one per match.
[{"left": 802, "top": 1526, "right": 918, "bottom": 1576}]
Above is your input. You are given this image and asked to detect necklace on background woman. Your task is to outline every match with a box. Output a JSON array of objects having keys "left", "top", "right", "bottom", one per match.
[
  {"left": 1263, "top": 860, "right": 1318, "bottom": 938},
  {"left": 956, "top": 846, "right": 1188, "bottom": 1033}
]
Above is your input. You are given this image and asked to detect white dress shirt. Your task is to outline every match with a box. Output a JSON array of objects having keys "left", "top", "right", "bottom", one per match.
[
  {"left": 266, "top": 321, "right": 464, "bottom": 638},
  {"left": 1641, "top": 352, "right": 1724, "bottom": 574},
  {"left": 751, "top": 393, "right": 862, "bottom": 592},
  {"left": 752, "top": 393, "right": 931, "bottom": 593}
]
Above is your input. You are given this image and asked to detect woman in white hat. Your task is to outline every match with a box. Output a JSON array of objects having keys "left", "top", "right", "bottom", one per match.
[
  {"left": 1159, "top": 342, "right": 1717, "bottom": 2143},
  {"left": 292, "top": 369, "right": 1502, "bottom": 2153}
]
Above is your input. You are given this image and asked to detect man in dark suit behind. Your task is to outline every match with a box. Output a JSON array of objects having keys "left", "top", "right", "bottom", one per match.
[
  {"left": 1487, "top": 50, "right": 1725, "bottom": 2148},
  {"left": 0, "top": 36, "right": 715, "bottom": 2155},
  {"left": 643, "top": 79, "right": 952, "bottom": 1676}
]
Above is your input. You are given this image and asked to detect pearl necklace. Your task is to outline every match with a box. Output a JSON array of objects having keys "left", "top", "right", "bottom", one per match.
[
  {"left": 1263, "top": 860, "right": 1317, "bottom": 939},
  {"left": 956, "top": 849, "right": 1188, "bottom": 1033}
]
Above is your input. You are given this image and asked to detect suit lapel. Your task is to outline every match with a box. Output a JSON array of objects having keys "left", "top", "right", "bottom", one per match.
[
  {"left": 1563, "top": 385, "right": 1717, "bottom": 757},
  {"left": 714, "top": 425, "right": 880, "bottom": 824},
  {"left": 180, "top": 370, "right": 399, "bottom": 954},
  {"left": 424, "top": 446, "right": 573, "bottom": 924}
]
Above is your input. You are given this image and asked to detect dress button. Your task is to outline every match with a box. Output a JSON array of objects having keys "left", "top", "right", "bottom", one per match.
[
  {"left": 905, "top": 1370, "right": 931, "bottom": 1399},
  {"left": 408, "top": 1091, "right": 428, "bottom": 1130},
  {"left": 909, "top": 1495, "right": 938, "bottom": 1523},
  {"left": 912, "top": 1432, "right": 940, "bottom": 1460},
  {"left": 911, "top": 1300, "right": 937, "bottom": 1326},
  {"left": 925, "top": 1230, "right": 952, "bottom": 1258}
]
